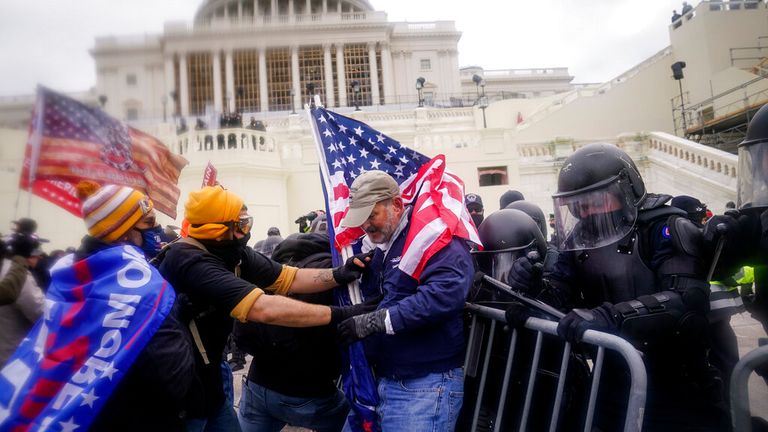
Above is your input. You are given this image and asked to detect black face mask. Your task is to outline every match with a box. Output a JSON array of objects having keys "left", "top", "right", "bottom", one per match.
[
  {"left": 237, "top": 232, "right": 251, "bottom": 248},
  {"left": 199, "top": 239, "right": 242, "bottom": 268},
  {"left": 471, "top": 213, "right": 485, "bottom": 228}
]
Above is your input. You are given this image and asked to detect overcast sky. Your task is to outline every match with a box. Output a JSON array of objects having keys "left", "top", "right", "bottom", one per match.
[{"left": 0, "top": 0, "right": 685, "bottom": 97}]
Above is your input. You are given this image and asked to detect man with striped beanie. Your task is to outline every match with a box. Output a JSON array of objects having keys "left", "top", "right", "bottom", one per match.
[{"left": 77, "top": 180, "right": 154, "bottom": 249}]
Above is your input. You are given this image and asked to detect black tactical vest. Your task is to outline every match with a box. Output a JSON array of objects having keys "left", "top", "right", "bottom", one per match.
[{"left": 571, "top": 199, "right": 684, "bottom": 307}]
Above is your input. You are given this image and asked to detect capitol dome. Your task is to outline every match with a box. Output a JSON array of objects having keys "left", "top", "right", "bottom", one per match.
[{"left": 195, "top": 0, "right": 375, "bottom": 25}]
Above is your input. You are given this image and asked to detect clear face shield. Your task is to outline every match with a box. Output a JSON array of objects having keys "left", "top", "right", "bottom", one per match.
[
  {"left": 474, "top": 244, "right": 531, "bottom": 287},
  {"left": 553, "top": 178, "right": 638, "bottom": 251},
  {"left": 737, "top": 143, "right": 768, "bottom": 210}
]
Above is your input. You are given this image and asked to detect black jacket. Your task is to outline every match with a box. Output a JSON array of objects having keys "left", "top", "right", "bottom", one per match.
[{"left": 235, "top": 233, "right": 341, "bottom": 398}]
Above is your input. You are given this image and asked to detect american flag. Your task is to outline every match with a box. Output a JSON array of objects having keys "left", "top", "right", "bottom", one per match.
[
  {"left": 19, "top": 87, "right": 188, "bottom": 218},
  {"left": 309, "top": 105, "right": 481, "bottom": 281}
]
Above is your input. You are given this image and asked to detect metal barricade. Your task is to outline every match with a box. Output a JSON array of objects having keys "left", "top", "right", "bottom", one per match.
[
  {"left": 730, "top": 344, "right": 768, "bottom": 432},
  {"left": 463, "top": 303, "right": 647, "bottom": 432}
]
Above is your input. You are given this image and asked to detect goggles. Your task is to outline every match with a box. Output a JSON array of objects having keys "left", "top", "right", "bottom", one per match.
[{"left": 195, "top": 215, "right": 253, "bottom": 235}]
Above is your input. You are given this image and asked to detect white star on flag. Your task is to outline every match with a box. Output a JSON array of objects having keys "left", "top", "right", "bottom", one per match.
[
  {"left": 354, "top": 126, "right": 364, "bottom": 136},
  {"left": 81, "top": 388, "right": 99, "bottom": 408},
  {"left": 60, "top": 417, "right": 80, "bottom": 432},
  {"left": 102, "top": 362, "right": 118, "bottom": 381}
]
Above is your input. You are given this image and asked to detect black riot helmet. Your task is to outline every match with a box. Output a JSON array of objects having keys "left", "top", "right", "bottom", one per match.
[
  {"left": 505, "top": 200, "right": 547, "bottom": 238},
  {"left": 474, "top": 209, "right": 546, "bottom": 285},
  {"left": 738, "top": 103, "right": 768, "bottom": 210},
  {"left": 552, "top": 143, "right": 645, "bottom": 251}
]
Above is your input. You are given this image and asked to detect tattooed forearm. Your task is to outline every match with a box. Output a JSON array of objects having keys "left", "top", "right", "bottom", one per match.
[{"left": 313, "top": 269, "right": 335, "bottom": 284}]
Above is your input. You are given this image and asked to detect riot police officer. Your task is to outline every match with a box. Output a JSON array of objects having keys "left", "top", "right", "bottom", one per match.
[
  {"left": 507, "top": 142, "right": 729, "bottom": 431},
  {"left": 459, "top": 209, "right": 589, "bottom": 431},
  {"left": 731, "top": 103, "right": 768, "bottom": 334}
]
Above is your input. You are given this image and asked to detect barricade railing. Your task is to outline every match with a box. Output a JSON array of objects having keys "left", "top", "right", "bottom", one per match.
[
  {"left": 730, "top": 344, "right": 768, "bottom": 432},
  {"left": 463, "top": 303, "right": 647, "bottom": 432}
]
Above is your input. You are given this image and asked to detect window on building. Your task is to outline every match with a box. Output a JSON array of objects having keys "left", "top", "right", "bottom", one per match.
[
  {"left": 478, "top": 166, "right": 509, "bottom": 187},
  {"left": 344, "top": 43, "right": 372, "bottom": 106},
  {"left": 234, "top": 49, "right": 261, "bottom": 112},
  {"left": 420, "top": 59, "right": 431, "bottom": 71},
  {"left": 126, "top": 108, "right": 139, "bottom": 121},
  {"left": 187, "top": 52, "right": 214, "bottom": 116},
  {"left": 299, "top": 46, "right": 326, "bottom": 104},
  {"left": 266, "top": 48, "right": 292, "bottom": 111},
  {"left": 126, "top": 74, "right": 137, "bottom": 86}
]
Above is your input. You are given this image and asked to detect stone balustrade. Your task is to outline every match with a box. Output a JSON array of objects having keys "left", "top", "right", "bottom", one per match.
[
  {"left": 647, "top": 131, "right": 738, "bottom": 179},
  {"left": 176, "top": 128, "right": 281, "bottom": 168}
]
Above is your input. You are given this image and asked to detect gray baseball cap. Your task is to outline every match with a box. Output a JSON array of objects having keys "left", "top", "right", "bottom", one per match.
[{"left": 340, "top": 170, "right": 400, "bottom": 228}]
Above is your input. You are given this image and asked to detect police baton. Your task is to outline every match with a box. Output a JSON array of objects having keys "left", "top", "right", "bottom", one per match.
[
  {"left": 706, "top": 223, "right": 728, "bottom": 282},
  {"left": 481, "top": 274, "right": 566, "bottom": 320}
]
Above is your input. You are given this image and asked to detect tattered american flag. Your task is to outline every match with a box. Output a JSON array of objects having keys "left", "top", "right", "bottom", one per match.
[
  {"left": 20, "top": 87, "right": 187, "bottom": 218},
  {"left": 308, "top": 106, "right": 481, "bottom": 280}
]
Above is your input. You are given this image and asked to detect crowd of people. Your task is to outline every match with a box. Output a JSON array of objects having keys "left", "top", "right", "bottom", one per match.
[{"left": 3, "top": 107, "right": 768, "bottom": 431}]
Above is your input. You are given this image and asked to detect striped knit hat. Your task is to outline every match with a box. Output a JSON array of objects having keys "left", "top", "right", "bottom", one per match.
[{"left": 77, "top": 181, "right": 153, "bottom": 243}]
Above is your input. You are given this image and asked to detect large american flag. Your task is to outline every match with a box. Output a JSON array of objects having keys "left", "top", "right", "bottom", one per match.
[
  {"left": 309, "top": 106, "right": 481, "bottom": 280},
  {"left": 19, "top": 87, "right": 188, "bottom": 218}
]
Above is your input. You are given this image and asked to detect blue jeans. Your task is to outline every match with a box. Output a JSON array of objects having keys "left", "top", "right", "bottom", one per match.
[
  {"left": 238, "top": 379, "right": 350, "bottom": 432},
  {"left": 376, "top": 367, "right": 464, "bottom": 432},
  {"left": 186, "top": 399, "right": 242, "bottom": 432}
]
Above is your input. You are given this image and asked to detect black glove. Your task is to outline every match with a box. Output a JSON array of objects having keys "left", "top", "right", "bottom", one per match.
[
  {"left": 507, "top": 251, "right": 543, "bottom": 294},
  {"left": 504, "top": 301, "right": 531, "bottom": 328},
  {"left": 557, "top": 302, "right": 619, "bottom": 344},
  {"left": 332, "top": 251, "right": 374, "bottom": 285},
  {"left": 329, "top": 293, "right": 384, "bottom": 325},
  {"left": 337, "top": 308, "right": 387, "bottom": 345},
  {"left": 7, "top": 233, "right": 40, "bottom": 258}
]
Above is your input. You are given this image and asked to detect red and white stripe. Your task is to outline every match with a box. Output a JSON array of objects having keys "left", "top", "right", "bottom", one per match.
[{"left": 398, "top": 155, "right": 482, "bottom": 280}]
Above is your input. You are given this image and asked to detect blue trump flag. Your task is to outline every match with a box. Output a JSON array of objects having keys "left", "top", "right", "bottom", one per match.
[{"left": 0, "top": 245, "right": 175, "bottom": 431}]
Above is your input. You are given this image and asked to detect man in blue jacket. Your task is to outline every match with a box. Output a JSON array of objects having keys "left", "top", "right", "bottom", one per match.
[{"left": 337, "top": 170, "right": 474, "bottom": 431}]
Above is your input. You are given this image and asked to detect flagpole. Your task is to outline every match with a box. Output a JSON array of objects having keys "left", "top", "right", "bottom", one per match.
[
  {"left": 26, "top": 87, "right": 46, "bottom": 216},
  {"left": 305, "top": 100, "right": 362, "bottom": 305}
]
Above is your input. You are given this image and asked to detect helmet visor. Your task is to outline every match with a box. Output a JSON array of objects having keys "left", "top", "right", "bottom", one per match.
[
  {"left": 553, "top": 180, "right": 637, "bottom": 251},
  {"left": 486, "top": 249, "right": 527, "bottom": 286},
  {"left": 738, "top": 143, "right": 768, "bottom": 209}
]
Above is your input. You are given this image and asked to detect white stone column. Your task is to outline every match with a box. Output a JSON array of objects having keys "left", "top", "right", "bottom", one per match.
[
  {"left": 337, "top": 0, "right": 341, "bottom": 12},
  {"left": 179, "top": 53, "right": 190, "bottom": 116},
  {"left": 212, "top": 50, "right": 223, "bottom": 112},
  {"left": 437, "top": 50, "right": 447, "bottom": 98},
  {"left": 254, "top": 0, "right": 259, "bottom": 17},
  {"left": 380, "top": 42, "right": 394, "bottom": 104},
  {"left": 271, "top": 0, "right": 277, "bottom": 16},
  {"left": 164, "top": 55, "right": 175, "bottom": 112},
  {"left": 323, "top": 0, "right": 328, "bottom": 14},
  {"left": 288, "top": 0, "right": 294, "bottom": 16},
  {"left": 336, "top": 44, "right": 347, "bottom": 107},
  {"left": 238, "top": 1, "right": 243, "bottom": 20},
  {"left": 291, "top": 46, "right": 301, "bottom": 111},
  {"left": 259, "top": 48, "right": 268, "bottom": 111},
  {"left": 323, "top": 44, "right": 335, "bottom": 107},
  {"left": 225, "top": 49, "right": 235, "bottom": 112},
  {"left": 306, "top": 0, "right": 311, "bottom": 14},
  {"left": 367, "top": 43, "right": 380, "bottom": 106},
  {"left": 404, "top": 51, "right": 414, "bottom": 103}
]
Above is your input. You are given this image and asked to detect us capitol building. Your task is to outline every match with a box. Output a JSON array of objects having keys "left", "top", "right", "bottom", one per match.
[{"left": 0, "top": 0, "right": 766, "bottom": 249}]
